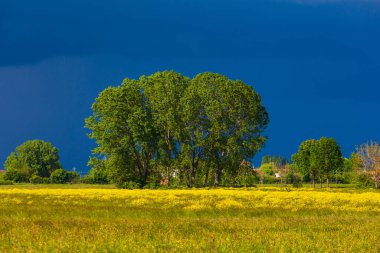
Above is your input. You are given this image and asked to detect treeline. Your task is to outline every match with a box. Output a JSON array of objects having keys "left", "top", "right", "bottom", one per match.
[
  {"left": 2, "top": 70, "right": 379, "bottom": 189},
  {"left": 258, "top": 139, "right": 380, "bottom": 189},
  {"left": 85, "top": 71, "right": 269, "bottom": 188}
]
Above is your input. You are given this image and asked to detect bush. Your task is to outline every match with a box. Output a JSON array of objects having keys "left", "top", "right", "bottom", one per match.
[
  {"left": 42, "top": 177, "right": 50, "bottom": 184},
  {"left": 262, "top": 174, "right": 275, "bottom": 184},
  {"left": 82, "top": 168, "right": 108, "bottom": 184},
  {"left": 67, "top": 171, "right": 80, "bottom": 183},
  {"left": 29, "top": 175, "right": 44, "bottom": 184},
  {"left": 143, "top": 182, "right": 159, "bottom": 189},
  {"left": 118, "top": 181, "right": 141, "bottom": 189},
  {"left": 4, "top": 168, "right": 30, "bottom": 182},
  {"left": 260, "top": 163, "right": 275, "bottom": 176},
  {"left": 352, "top": 172, "right": 373, "bottom": 188},
  {"left": 0, "top": 180, "right": 13, "bottom": 185},
  {"left": 50, "top": 169, "right": 69, "bottom": 184}
]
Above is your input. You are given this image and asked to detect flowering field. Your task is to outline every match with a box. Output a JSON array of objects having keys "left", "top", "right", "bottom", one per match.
[{"left": 0, "top": 186, "right": 379, "bottom": 252}]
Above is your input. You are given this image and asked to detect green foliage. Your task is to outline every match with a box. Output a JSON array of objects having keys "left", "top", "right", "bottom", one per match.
[
  {"left": 4, "top": 167, "right": 31, "bottom": 182},
  {"left": 29, "top": 175, "right": 44, "bottom": 184},
  {"left": 292, "top": 137, "right": 343, "bottom": 187},
  {"left": 50, "top": 169, "right": 77, "bottom": 184},
  {"left": 83, "top": 167, "right": 109, "bottom": 184},
  {"left": 315, "top": 137, "right": 344, "bottom": 184},
  {"left": 0, "top": 179, "right": 13, "bottom": 185},
  {"left": 42, "top": 177, "right": 51, "bottom": 184},
  {"left": 260, "top": 163, "right": 275, "bottom": 176},
  {"left": 67, "top": 171, "right": 80, "bottom": 183},
  {"left": 85, "top": 77, "right": 159, "bottom": 186},
  {"left": 286, "top": 172, "right": 303, "bottom": 187},
  {"left": 86, "top": 71, "right": 269, "bottom": 187},
  {"left": 261, "top": 156, "right": 290, "bottom": 167},
  {"left": 4, "top": 140, "right": 62, "bottom": 181},
  {"left": 118, "top": 181, "right": 141, "bottom": 189},
  {"left": 292, "top": 139, "right": 319, "bottom": 184}
]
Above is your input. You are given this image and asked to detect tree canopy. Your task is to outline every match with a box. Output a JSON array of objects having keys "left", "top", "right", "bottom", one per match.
[
  {"left": 292, "top": 137, "right": 343, "bottom": 187},
  {"left": 85, "top": 71, "right": 269, "bottom": 187},
  {"left": 4, "top": 140, "right": 62, "bottom": 181}
]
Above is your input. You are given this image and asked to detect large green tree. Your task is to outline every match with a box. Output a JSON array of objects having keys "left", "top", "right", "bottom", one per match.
[
  {"left": 141, "top": 71, "right": 190, "bottom": 184},
  {"left": 86, "top": 71, "right": 269, "bottom": 187},
  {"left": 4, "top": 140, "right": 62, "bottom": 181},
  {"left": 179, "top": 73, "right": 268, "bottom": 186},
  {"left": 85, "top": 78, "right": 159, "bottom": 186}
]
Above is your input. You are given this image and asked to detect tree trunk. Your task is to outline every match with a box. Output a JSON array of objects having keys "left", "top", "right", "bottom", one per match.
[
  {"left": 326, "top": 177, "right": 329, "bottom": 188},
  {"left": 190, "top": 165, "right": 195, "bottom": 187},
  {"left": 185, "top": 166, "right": 191, "bottom": 188},
  {"left": 312, "top": 176, "right": 315, "bottom": 188},
  {"left": 204, "top": 168, "right": 209, "bottom": 187},
  {"left": 215, "top": 165, "right": 222, "bottom": 186}
]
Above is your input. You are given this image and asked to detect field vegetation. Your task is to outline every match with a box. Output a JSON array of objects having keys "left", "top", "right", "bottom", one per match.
[{"left": 0, "top": 185, "right": 379, "bottom": 252}]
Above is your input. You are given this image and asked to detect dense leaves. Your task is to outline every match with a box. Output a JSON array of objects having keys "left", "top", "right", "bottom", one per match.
[
  {"left": 292, "top": 137, "right": 343, "bottom": 187},
  {"left": 4, "top": 140, "right": 62, "bottom": 181},
  {"left": 86, "top": 71, "right": 269, "bottom": 187}
]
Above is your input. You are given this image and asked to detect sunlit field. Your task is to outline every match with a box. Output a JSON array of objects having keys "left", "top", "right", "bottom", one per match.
[{"left": 0, "top": 185, "right": 379, "bottom": 252}]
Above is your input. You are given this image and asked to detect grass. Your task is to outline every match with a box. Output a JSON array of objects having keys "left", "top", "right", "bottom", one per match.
[{"left": 0, "top": 185, "right": 379, "bottom": 252}]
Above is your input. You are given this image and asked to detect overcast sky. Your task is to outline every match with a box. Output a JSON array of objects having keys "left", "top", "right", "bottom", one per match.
[{"left": 1, "top": 0, "right": 379, "bottom": 171}]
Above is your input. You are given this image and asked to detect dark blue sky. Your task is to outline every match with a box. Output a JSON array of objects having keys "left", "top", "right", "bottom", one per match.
[{"left": 1, "top": 0, "right": 380, "bottom": 172}]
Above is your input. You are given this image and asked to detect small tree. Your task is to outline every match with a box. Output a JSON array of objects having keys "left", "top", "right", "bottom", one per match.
[
  {"left": 4, "top": 140, "right": 62, "bottom": 181},
  {"left": 293, "top": 138, "right": 343, "bottom": 188},
  {"left": 315, "top": 137, "right": 343, "bottom": 188},
  {"left": 292, "top": 139, "right": 319, "bottom": 187},
  {"left": 357, "top": 141, "right": 380, "bottom": 189}
]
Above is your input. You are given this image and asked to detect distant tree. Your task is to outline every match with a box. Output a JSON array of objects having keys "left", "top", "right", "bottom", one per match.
[
  {"left": 261, "top": 155, "right": 290, "bottom": 167},
  {"left": 292, "top": 139, "right": 319, "bottom": 187},
  {"left": 293, "top": 138, "right": 343, "bottom": 188},
  {"left": 315, "top": 137, "right": 343, "bottom": 187},
  {"left": 4, "top": 140, "right": 62, "bottom": 181},
  {"left": 261, "top": 155, "right": 291, "bottom": 184},
  {"left": 260, "top": 163, "right": 275, "bottom": 176},
  {"left": 357, "top": 141, "right": 380, "bottom": 189}
]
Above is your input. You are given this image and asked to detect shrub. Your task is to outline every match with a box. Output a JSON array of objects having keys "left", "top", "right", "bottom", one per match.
[
  {"left": 50, "top": 169, "right": 69, "bottom": 184},
  {"left": 260, "top": 163, "right": 275, "bottom": 176},
  {"left": 352, "top": 172, "right": 373, "bottom": 188},
  {"left": 83, "top": 168, "right": 108, "bottom": 184},
  {"left": 0, "top": 180, "right": 13, "bottom": 185},
  {"left": 143, "top": 182, "right": 159, "bottom": 189},
  {"left": 118, "top": 181, "right": 141, "bottom": 189},
  {"left": 67, "top": 171, "right": 80, "bottom": 183},
  {"left": 29, "top": 175, "right": 44, "bottom": 184},
  {"left": 4, "top": 167, "right": 30, "bottom": 182}
]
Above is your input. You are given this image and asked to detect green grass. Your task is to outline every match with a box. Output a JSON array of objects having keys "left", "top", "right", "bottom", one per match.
[{"left": 0, "top": 185, "right": 379, "bottom": 252}]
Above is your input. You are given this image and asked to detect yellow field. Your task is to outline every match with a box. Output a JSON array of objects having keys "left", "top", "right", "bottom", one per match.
[{"left": 0, "top": 186, "right": 379, "bottom": 252}]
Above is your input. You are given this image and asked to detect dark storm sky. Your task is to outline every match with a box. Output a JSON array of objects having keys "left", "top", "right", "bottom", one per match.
[{"left": 1, "top": 0, "right": 380, "bottom": 172}]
